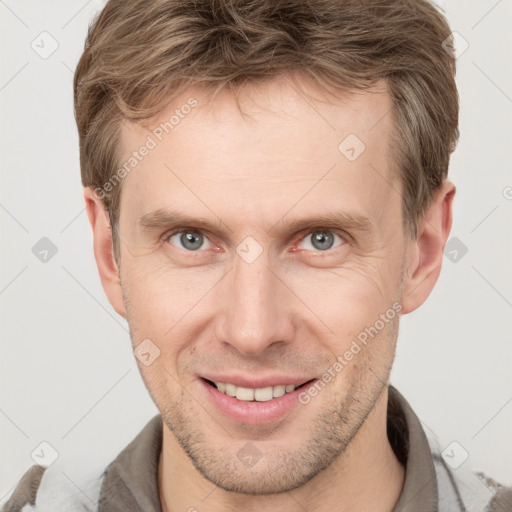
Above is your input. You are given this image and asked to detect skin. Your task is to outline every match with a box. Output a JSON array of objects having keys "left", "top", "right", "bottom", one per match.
[{"left": 85, "top": 75, "right": 455, "bottom": 511}]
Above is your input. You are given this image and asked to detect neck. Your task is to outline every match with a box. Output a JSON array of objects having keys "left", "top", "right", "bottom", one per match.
[{"left": 159, "top": 387, "right": 405, "bottom": 512}]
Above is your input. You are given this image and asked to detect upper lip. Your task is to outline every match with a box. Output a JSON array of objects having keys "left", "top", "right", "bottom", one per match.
[{"left": 200, "top": 374, "right": 315, "bottom": 389}]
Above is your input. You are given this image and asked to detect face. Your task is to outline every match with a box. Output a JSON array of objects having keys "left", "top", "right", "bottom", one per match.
[{"left": 105, "top": 77, "right": 410, "bottom": 493}]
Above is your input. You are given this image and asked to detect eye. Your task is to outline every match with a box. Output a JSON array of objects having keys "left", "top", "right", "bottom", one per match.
[
  {"left": 298, "top": 230, "right": 346, "bottom": 252},
  {"left": 167, "top": 229, "right": 212, "bottom": 251}
]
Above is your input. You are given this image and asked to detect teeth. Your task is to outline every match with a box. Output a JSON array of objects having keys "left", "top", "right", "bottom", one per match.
[
  {"left": 225, "top": 383, "right": 237, "bottom": 397},
  {"left": 254, "top": 386, "right": 273, "bottom": 402},
  {"left": 213, "top": 381, "right": 298, "bottom": 402},
  {"left": 272, "top": 385, "right": 286, "bottom": 398},
  {"left": 235, "top": 387, "right": 254, "bottom": 401}
]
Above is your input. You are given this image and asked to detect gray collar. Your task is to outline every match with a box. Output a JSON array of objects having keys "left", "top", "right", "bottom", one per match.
[
  {"left": 388, "top": 386, "right": 438, "bottom": 511},
  {"left": 98, "top": 386, "right": 438, "bottom": 511}
]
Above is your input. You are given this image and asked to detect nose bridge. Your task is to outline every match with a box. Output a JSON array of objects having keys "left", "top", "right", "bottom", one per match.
[{"left": 219, "top": 247, "right": 288, "bottom": 355}]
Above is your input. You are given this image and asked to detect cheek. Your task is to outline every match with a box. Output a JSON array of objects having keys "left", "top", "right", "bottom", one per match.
[
  {"left": 290, "top": 257, "right": 402, "bottom": 334},
  {"left": 120, "top": 256, "right": 222, "bottom": 343}
]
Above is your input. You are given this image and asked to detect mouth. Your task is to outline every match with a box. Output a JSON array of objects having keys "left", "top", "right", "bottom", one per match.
[
  {"left": 198, "top": 373, "right": 319, "bottom": 424},
  {"left": 202, "top": 378, "right": 315, "bottom": 402}
]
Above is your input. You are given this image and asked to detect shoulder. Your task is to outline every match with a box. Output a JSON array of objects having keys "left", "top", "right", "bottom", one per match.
[
  {"left": 1, "top": 462, "right": 105, "bottom": 512},
  {"left": 475, "top": 471, "right": 512, "bottom": 512},
  {"left": 1, "top": 415, "right": 162, "bottom": 512},
  {"left": 430, "top": 445, "right": 512, "bottom": 511},
  {"left": 388, "top": 386, "right": 511, "bottom": 512},
  {"left": 1, "top": 465, "right": 45, "bottom": 512}
]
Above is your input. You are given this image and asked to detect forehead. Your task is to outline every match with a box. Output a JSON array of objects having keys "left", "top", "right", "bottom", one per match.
[{"left": 117, "top": 76, "right": 398, "bottom": 232}]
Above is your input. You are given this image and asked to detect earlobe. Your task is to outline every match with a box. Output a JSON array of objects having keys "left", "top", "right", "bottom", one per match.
[
  {"left": 401, "top": 181, "right": 456, "bottom": 314},
  {"left": 83, "top": 187, "right": 127, "bottom": 319}
]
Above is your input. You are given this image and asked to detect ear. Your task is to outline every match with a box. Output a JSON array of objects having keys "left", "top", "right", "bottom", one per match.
[
  {"left": 84, "top": 187, "right": 127, "bottom": 319},
  {"left": 401, "top": 180, "right": 456, "bottom": 314}
]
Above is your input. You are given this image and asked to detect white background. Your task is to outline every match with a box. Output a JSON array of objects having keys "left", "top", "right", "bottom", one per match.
[{"left": 1, "top": 0, "right": 511, "bottom": 502}]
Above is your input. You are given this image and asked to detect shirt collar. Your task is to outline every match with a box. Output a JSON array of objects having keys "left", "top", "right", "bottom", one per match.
[
  {"left": 388, "top": 386, "right": 439, "bottom": 512},
  {"left": 98, "top": 385, "right": 438, "bottom": 511}
]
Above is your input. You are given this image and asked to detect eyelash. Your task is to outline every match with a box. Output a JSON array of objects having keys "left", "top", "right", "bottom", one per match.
[{"left": 162, "top": 228, "right": 348, "bottom": 254}]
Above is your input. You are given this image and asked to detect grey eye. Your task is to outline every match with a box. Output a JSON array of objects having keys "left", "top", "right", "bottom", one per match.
[
  {"left": 168, "top": 230, "right": 211, "bottom": 251},
  {"left": 300, "top": 230, "right": 345, "bottom": 251}
]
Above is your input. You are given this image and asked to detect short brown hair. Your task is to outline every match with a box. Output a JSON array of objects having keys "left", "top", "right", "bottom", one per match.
[{"left": 74, "top": 0, "right": 459, "bottom": 252}]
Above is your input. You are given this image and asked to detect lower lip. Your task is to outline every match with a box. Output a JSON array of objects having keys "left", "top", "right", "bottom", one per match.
[{"left": 200, "top": 379, "right": 316, "bottom": 425}]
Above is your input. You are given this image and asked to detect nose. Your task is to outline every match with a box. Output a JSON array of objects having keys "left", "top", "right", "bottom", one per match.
[{"left": 215, "top": 248, "right": 295, "bottom": 356}]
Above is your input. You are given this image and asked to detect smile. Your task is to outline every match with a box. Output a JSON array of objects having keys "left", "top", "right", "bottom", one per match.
[
  {"left": 200, "top": 377, "right": 317, "bottom": 424},
  {"left": 205, "top": 379, "right": 311, "bottom": 402}
]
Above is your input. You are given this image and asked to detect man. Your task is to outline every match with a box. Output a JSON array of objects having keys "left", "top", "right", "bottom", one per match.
[{"left": 3, "top": 0, "right": 511, "bottom": 511}]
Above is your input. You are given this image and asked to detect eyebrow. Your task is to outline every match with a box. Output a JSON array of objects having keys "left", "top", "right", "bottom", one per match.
[{"left": 138, "top": 207, "right": 373, "bottom": 236}]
